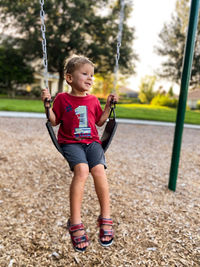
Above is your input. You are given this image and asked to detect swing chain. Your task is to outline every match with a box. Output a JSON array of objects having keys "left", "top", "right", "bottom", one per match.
[
  {"left": 39, "top": 0, "right": 49, "bottom": 90},
  {"left": 113, "top": 0, "right": 125, "bottom": 92}
]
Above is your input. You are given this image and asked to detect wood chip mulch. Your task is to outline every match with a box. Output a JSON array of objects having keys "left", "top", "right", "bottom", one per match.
[{"left": 0, "top": 117, "right": 199, "bottom": 267}]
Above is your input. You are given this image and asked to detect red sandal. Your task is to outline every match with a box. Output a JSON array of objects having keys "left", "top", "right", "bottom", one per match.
[
  {"left": 67, "top": 219, "right": 89, "bottom": 252},
  {"left": 97, "top": 216, "right": 114, "bottom": 247}
]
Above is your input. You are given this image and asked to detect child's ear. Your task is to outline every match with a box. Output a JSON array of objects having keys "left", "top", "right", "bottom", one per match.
[{"left": 65, "top": 73, "right": 72, "bottom": 84}]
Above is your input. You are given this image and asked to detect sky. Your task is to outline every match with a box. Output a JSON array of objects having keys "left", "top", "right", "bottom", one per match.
[{"left": 127, "top": 0, "right": 178, "bottom": 92}]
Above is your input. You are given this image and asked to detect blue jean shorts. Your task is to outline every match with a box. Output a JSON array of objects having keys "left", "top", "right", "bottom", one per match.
[{"left": 60, "top": 142, "right": 107, "bottom": 171}]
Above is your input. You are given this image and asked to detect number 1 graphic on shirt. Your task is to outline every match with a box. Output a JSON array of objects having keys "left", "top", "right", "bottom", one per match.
[{"left": 74, "top": 106, "right": 91, "bottom": 138}]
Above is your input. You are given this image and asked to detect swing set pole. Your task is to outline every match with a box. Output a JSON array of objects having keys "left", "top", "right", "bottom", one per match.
[{"left": 168, "top": 0, "right": 200, "bottom": 192}]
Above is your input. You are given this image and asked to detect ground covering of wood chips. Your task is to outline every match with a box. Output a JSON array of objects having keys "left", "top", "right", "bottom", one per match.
[{"left": 0, "top": 117, "right": 199, "bottom": 267}]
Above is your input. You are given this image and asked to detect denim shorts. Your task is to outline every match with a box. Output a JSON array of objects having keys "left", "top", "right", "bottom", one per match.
[{"left": 61, "top": 142, "right": 107, "bottom": 171}]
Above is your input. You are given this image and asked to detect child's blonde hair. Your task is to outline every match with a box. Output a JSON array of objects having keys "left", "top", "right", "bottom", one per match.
[{"left": 64, "top": 55, "right": 94, "bottom": 74}]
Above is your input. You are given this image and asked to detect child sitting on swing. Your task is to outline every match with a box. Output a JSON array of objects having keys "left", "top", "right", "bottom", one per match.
[{"left": 41, "top": 55, "right": 117, "bottom": 252}]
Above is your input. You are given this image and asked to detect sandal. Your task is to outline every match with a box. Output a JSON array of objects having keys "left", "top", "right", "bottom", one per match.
[
  {"left": 97, "top": 216, "right": 114, "bottom": 247},
  {"left": 67, "top": 219, "right": 89, "bottom": 252}
]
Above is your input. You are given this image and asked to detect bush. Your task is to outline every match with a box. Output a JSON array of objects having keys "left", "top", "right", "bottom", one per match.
[
  {"left": 98, "top": 96, "right": 140, "bottom": 105},
  {"left": 31, "top": 86, "right": 41, "bottom": 98},
  {"left": 196, "top": 100, "right": 200, "bottom": 110},
  {"left": 151, "top": 94, "right": 178, "bottom": 108},
  {"left": 98, "top": 98, "right": 107, "bottom": 105},
  {"left": 16, "top": 89, "right": 30, "bottom": 97},
  {"left": 118, "top": 96, "right": 140, "bottom": 104}
]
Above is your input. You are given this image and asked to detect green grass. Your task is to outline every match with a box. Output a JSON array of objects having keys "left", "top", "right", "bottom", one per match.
[
  {"left": 116, "top": 104, "right": 177, "bottom": 122},
  {"left": 116, "top": 104, "right": 200, "bottom": 125},
  {"left": 0, "top": 98, "right": 44, "bottom": 113},
  {"left": 0, "top": 98, "right": 200, "bottom": 125}
]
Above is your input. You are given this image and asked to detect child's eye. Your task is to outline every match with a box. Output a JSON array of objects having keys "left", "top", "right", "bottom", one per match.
[{"left": 82, "top": 72, "right": 87, "bottom": 75}]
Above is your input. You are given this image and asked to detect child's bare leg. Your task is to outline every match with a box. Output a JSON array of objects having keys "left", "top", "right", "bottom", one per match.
[
  {"left": 70, "top": 163, "right": 89, "bottom": 249},
  {"left": 90, "top": 164, "right": 112, "bottom": 242}
]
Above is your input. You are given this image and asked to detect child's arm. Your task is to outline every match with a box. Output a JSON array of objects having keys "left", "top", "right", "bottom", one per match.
[
  {"left": 96, "top": 94, "right": 118, "bottom": 127},
  {"left": 41, "top": 88, "right": 57, "bottom": 126}
]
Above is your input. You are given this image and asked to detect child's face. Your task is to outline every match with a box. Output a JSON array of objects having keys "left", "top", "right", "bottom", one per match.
[{"left": 67, "top": 63, "right": 94, "bottom": 93}]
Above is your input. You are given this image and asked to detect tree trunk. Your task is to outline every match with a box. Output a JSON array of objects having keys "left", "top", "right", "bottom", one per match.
[{"left": 57, "top": 71, "right": 64, "bottom": 93}]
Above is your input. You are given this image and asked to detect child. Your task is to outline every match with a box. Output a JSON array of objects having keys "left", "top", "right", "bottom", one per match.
[{"left": 41, "top": 55, "right": 117, "bottom": 252}]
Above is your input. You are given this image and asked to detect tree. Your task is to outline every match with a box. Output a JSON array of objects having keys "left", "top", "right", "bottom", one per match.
[
  {"left": 155, "top": 0, "right": 200, "bottom": 88},
  {"left": 92, "top": 72, "right": 128, "bottom": 97},
  {"left": 92, "top": 74, "right": 113, "bottom": 97},
  {"left": 0, "top": 0, "right": 137, "bottom": 93},
  {"left": 138, "top": 75, "right": 156, "bottom": 104},
  {"left": 168, "top": 86, "right": 174, "bottom": 97},
  {"left": 156, "top": 16, "right": 185, "bottom": 84},
  {"left": 0, "top": 43, "right": 34, "bottom": 96}
]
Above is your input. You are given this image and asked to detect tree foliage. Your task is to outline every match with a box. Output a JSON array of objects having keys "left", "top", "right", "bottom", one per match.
[
  {"left": 0, "top": 0, "right": 137, "bottom": 93},
  {"left": 0, "top": 42, "right": 34, "bottom": 96},
  {"left": 156, "top": 16, "right": 185, "bottom": 84},
  {"left": 155, "top": 0, "right": 200, "bottom": 87},
  {"left": 92, "top": 72, "right": 128, "bottom": 97}
]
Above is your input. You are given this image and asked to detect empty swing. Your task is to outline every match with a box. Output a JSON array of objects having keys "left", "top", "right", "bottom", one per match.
[{"left": 39, "top": 0, "right": 125, "bottom": 155}]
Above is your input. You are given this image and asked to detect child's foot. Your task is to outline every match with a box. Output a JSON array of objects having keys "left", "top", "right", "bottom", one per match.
[
  {"left": 97, "top": 216, "right": 114, "bottom": 247},
  {"left": 67, "top": 220, "right": 89, "bottom": 252}
]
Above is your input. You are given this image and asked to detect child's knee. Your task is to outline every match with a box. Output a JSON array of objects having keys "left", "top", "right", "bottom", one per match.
[
  {"left": 74, "top": 163, "right": 89, "bottom": 180},
  {"left": 91, "top": 164, "right": 105, "bottom": 176}
]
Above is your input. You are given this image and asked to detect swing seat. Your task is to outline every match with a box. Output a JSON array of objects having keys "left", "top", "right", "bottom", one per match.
[
  {"left": 101, "top": 116, "right": 117, "bottom": 153},
  {"left": 101, "top": 104, "right": 117, "bottom": 152},
  {"left": 46, "top": 120, "right": 64, "bottom": 156}
]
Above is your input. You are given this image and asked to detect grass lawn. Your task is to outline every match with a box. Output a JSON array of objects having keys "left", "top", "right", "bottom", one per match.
[
  {"left": 0, "top": 98, "right": 200, "bottom": 125},
  {"left": 117, "top": 104, "right": 200, "bottom": 125},
  {"left": 0, "top": 98, "right": 44, "bottom": 113}
]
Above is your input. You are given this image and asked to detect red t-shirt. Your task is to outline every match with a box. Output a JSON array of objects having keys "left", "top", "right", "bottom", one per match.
[{"left": 52, "top": 92, "right": 103, "bottom": 144}]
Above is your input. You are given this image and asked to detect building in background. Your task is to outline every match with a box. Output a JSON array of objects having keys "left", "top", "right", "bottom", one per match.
[
  {"left": 31, "top": 72, "right": 59, "bottom": 96},
  {"left": 187, "top": 89, "right": 200, "bottom": 109}
]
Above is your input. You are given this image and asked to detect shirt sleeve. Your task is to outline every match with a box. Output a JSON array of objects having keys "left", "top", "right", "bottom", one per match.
[
  {"left": 95, "top": 98, "right": 103, "bottom": 124},
  {"left": 52, "top": 94, "right": 62, "bottom": 125}
]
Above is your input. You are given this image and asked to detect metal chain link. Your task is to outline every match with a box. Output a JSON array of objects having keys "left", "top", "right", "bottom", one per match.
[
  {"left": 39, "top": 0, "right": 49, "bottom": 90},
  {"left": 113, "top": 0, "right": 125, "bottom": 93}
]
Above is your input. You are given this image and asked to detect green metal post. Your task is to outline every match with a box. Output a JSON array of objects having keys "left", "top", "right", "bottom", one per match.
[{"left": 168, "top": 0, "right": 200, "bottom": 191}]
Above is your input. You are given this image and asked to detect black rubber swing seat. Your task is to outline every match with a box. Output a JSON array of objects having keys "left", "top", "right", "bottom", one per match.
[
  {"left": 100, "top": 105, "right": 117, "bottom": 152},
  {"left": 45, "top": 103, "right": 117, "bottom": 156},
  {"left": 46, "top": 120, "right": 65, "bottom": 156}
]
